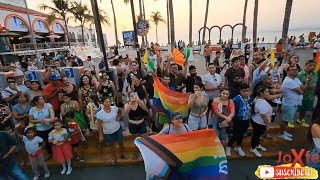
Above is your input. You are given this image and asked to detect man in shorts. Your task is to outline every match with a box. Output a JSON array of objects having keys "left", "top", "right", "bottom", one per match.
[
  {"left": 279, "top": 66, "right": 309, "bottom": 141},
  {"left": 204, "top": 45, "right": 212, "bottom": 67},
  {"left": 297, "top": 60, "right": 318, "bottom": 126}
]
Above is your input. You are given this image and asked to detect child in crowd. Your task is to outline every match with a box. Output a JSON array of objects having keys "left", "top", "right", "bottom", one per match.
[
  {"left": 85, "top": 94, "right": 103, "bottom": 132},
  {"left": 15, "top": 126, "right": 50, "bottom": 180},
  {"left": 48, "top": 120, "right": 73, "bottom": 175},
  {"left": 225, "top": 83, "right": 251, "bottom": 157},
  {"left": 65, "top": 111, "right": 85, "bottom": 163}
]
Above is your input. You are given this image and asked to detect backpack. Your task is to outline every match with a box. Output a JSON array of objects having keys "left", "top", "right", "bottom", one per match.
[{"left": 167, "top": 123, "right": 189, "bottom": 134}]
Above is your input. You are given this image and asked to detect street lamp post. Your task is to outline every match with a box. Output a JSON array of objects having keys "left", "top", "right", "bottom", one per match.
[{"left": 24, "top": 0, "right": 41, "bottom": 68}]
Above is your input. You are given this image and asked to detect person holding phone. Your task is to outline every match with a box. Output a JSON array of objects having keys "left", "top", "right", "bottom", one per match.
[{"left": 1, "top": 78, "right": 23, "bottom": 107}]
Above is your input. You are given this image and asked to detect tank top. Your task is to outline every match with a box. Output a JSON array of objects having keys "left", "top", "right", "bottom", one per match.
[
  {"left": 313, "top": 138, "right": 320, "bottom": 149},
  {"left": 135, "top": 85, "right": 146, "bottom": 100},
  {"left": 99, "top": 81, "right": 114, "bottom": 102},
  {"left": 128, "top": 104, "right": 146, "bottom": 121}
]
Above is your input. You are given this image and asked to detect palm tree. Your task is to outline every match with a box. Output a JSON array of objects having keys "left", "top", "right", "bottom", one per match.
[
  {"left": 241, "top": 0, "right": 248, "bottom": 43},
  {"left": 189, "top": 0, "right": 192, "bottom": 46},
  {"left": 166, "top": 0, "right": 170, "bottom": 44},
  {"left": 253, "top": 0, "right": 259, "bottom": 44},
  {"left": 201, "top": 0, "right": 209, "bottom": 45},
  {"left": 87, "top": 9, "right": 110, "bottom": 27},
  {"left": 39, "top": 0, "right": 71, "bottom": 46},
  {"left": 44, "top": 13, "right": 56, "bottom": 29},
  {"left": 168, "top": 0, "right": 175, "bottom": 49},
  {"left": 282, "top": 0, "right": 293, "bottom": 40},
  {"left": 110, "top": 0, "right": 119, "bottom": 45},
  {"left": 69, "top": 1, "right": 91, "bottom": 45},
  {"left": 150, "top": 11, "right": 166, "bottom": 43}
]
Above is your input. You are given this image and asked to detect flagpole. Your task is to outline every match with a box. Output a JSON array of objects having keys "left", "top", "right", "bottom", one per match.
[{"left": 24, "top": 0, "right": 40, "bottom": 69}]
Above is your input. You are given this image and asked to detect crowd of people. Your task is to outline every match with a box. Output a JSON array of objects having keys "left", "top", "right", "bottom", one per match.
[{"left": 1, "top": 37, "right": 320, "bottom": 179}]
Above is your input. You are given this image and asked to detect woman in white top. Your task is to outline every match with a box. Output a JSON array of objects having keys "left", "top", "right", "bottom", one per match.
[
  {"left": 308, "top": 121, "right": 320, "bottom": 170},
  {"left": 96, "top": 97, "right": 125, "bottom": 165},
  {"left": 250, "top": 86, "right": 272, "bottom": 157}
]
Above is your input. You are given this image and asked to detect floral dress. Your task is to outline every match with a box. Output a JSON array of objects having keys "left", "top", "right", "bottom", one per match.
[{"left": 80, "top": 85, "right": 96, "bottom": 110}]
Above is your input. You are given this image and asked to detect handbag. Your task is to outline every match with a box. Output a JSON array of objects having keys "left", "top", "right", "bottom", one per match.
[{"left": 218, "top": 100, "right": 233, "bottom": 128}]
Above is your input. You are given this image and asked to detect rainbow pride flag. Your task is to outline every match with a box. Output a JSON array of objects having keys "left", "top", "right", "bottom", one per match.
[
  {"left": 153, "top": 76, "right": 190, "bottom": 120},
  {"left": 314, "top": 52, "right": 320, "bottom": 73},
  {"left": 134, "top": 129, "right": 228, "bottom": 180}
]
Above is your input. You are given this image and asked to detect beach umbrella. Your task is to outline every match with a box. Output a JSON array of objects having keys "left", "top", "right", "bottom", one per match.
[
  {"left": 46, "top": 34, "right": 61, "bottom": 39},
  {"left": 20, "top": 34, "right": 44, "bottom": 39},
  {"left": 0, "top": 32, "right": 19, "bottom": 37}
]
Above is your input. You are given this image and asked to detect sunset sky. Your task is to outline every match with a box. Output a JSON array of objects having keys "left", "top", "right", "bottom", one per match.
[{"left": 27, "top": 0, "right": 320, "bottom": 45}]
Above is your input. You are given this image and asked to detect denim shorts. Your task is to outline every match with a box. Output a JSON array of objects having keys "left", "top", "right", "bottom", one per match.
[
  {"left": 282, "top": 105, "right": 299, "bottom": 123},
  {"left": 128, "top": 122, "right": 147, "bottom": 135},
  {"left": 187, "top": 114, "right": 207, "bottom": 131},
  {"left": 104, "top": 126, "right": 124, "bottom": 146}
]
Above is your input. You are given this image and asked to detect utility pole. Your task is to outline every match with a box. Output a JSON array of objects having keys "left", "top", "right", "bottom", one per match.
[
  {"left": 90, "top": 0, "right": 109, "bottom": 70},
  {"left": 24, "top": 0, "right": 40, "bottom": 68}
]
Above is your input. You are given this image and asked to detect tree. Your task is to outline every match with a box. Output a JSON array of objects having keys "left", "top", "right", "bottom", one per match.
[
  {"left": 39, "top": 0, "right": 71, "bottom": 46},
  {"left": 150, "top": 11, "right": 166, "bottom": 43},
  {"left": 166, "top": 0, "right": 170, "bottom": 44},
  {"left": 168, "top": 0, "right": 175, "bottom": 49},
  {"left": 69, "top": 1, "right": 91, "bottom": 45},
  {"left": 201, "top": 0, "right": 209, "bottom": 45},
  {"left": 189, "top": 0, "right": 192, "bottom": 46},
  {"left": 87, "top": 9, "right": 110, "bottom": 28},
  {"left": 44, "top": 13, "right": 57, "bottom": 28},
  {"left": 253, "top": 0, "right": 259, "bottom": 44},
  {"left": 241, "top": 0, "right": 248, "bottom": 43},
  {"left": 110, "top": 0, "right": 119, "bottom": 45},
  {"left": 282, "top": 0, "right": 293, "bottom": 40}
]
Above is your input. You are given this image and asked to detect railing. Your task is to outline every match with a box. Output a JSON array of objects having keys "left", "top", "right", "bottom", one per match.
[{"left": 13, "top": 42, "right": 98, "bottom": 51}]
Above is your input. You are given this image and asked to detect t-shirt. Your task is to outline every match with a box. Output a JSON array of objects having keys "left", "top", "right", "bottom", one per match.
[
  {"left": 233, "top": 95, "right": 251, "bottom": 121},
  {"left": 68, "top": 121, "right": 81, "bottom": 145},
  {"left": 251, "top": 99, "right": 272, "bottom": 125},
  {"left": 96, "top": 106, "right": 120, "bottom": 134},
  {"left": 282, "top": 77, "right": 303, "bottom": 106},
  {"left": 202, "top": 73, "right": 222, "bottom": 99},
  {"left": 48, "top": 128, "right": 69, "bottom": 142},
  {"left": 313, "top": 42, "right": 320, "bottom": 53},
  {"left": 0, "top": 132, "right": 17, "bottom": 165},
  {"left": 213, "top": 58, "right": 222, "bottom": 74},
  {"left": 224, "top": 48, "right": 232, "bottom": 59},
  {"left": 43, "top": 82, "right": 63, "bottom": 111},
  {"left": 12, "top": 103, "right": 32, "bottom": 116},
  {"left": 29, "top": 103, "right": 53, "bottom": 131},
  {"left": 22, "top": 136, "right": 43, "bottom": 155},
  {"left": 185, "top": 76, "right": 202, "bottom": 93},
  {"left": 169, "top": 73, "right": 185, "bottom": 92},
  {"left": 297, "top": 71, "right": 318, "bottom": 101},
  {"left": 252, "top": 68, "right": 267, "bottom": 91},
  {"left": 85, "top": 60, "right": 95, "bottom": 71},
  {"left": 271, "top": 68, "right": 279, "bottom": 83},
  {"left": 159, "top": 124, "right": 192, "bottom": 135},
  {"left": 224, "top": 67, "right": 245, "bottom": 89},
  {"left": 188, "top": 92, "right": 209, "bottom": 115}
]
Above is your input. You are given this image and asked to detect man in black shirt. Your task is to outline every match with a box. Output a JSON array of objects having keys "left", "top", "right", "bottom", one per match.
[
  {"left": 223, "top": 44, "right": 232, "bottom": 61},
  {"left": 0, "top": 123, "right": 28, "bottom": 180},
  {"left": 169, "top": 63, "right": 187, "bottom": 92},
  {"left": 224, "top": 57, "right": 245, "bottom": 98},
  {"left": 213, "top": 51, "right": 224, "bottom": 74},
  {"left": 185, "top": 65, "right": 202, "bottom": 93}
]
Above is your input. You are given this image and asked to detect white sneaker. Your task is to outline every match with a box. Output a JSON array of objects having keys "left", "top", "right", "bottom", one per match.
[
  {"left": 278, "top": 133, "right": 293, "bottom": 141},
  {"left": 61, "top": 168, "right": 67, "bottom": 175},
  {"left": 33, "top": 174, "right": 40, "bottom": 180},
  {"left": 250, "top": 148, "right": 262, "bottom": 157},
  {"left": 225, "top": 147, "right": 231, "bottom": 157},
  {"left": 284, "top": 131, "right": 293, "bottom": 138},
  {"left": 257, "top": 145, "right": 267, "bottom": 151},
  {"left": 66, "top": 167, "right": 72, "bottom": 175},
  {"left": 234, "top": 147, "right": 246, "bottom": 157},
  {"left": 44, "top": 172, "right": 50, "bottom": 178}
]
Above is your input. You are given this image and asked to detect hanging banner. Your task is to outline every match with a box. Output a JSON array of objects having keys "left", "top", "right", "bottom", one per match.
[
  {"left": 122, "top": 31, "right": 135, "bottom": 46},
  {"left": 136, "top": 19, "right": 149, "bottom": 36},
  {"left": 69, "top": 46, "right": 102, "bottom": 61}
]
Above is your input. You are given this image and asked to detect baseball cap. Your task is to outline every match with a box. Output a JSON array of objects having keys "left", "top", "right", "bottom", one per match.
[
  {"left": 305, "top": 60, "right": 316, "bottom": 65},
  {"left": 13, "top": 70, "right": 24, "bottom": 77},
  {"left": 50, "top": 74, "right": 61, "bottom": 81},
  {"left": 171, "top": 112, "right": 183, "bottom": 120}
]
